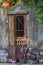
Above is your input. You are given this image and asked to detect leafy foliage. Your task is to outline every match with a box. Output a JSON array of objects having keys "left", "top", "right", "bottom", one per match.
[
  {"left": 0, "top": 0, "right": 21, "bottom": 8},
  {"left": 0, "top": 0, "right": 21, "bottom": 17},
  {"left": 23, "top": 0, "right": 43, "bottom": 23},
  {"left": 0, "top": 0, "right": 43, "bottom": 23},
  {"left": 9, "top": 0, "right": 21, "bottom": 9}
]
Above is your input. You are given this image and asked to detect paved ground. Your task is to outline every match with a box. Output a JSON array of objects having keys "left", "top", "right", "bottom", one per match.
[{"left": 0, "top": 63, "right": 43, "bottom": 65}]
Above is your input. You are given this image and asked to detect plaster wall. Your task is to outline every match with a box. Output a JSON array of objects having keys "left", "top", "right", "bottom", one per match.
[{"left": 0, "top": 3, "right": 43, "bottom": 49}]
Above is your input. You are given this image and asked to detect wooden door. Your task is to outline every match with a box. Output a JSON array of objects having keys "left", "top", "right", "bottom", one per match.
[{"left": 9, "top": 15, "right": 14, "bottom": 46}]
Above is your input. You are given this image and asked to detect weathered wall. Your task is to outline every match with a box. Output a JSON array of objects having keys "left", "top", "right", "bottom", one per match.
[
  {"left": 27, "top": 8, "right": 43, "bottom": 48},
  {"left": 0, "top": 8, "right": 9, "bottom": 49},
  {"left": 0, "top": 3, "right": 43, "bottom": 49},
  {"left": 37, "top": 24, "right": 43, "bottom": 42},
  {"left": 26, "top": 8, "right": 38, "bottom": 48}
]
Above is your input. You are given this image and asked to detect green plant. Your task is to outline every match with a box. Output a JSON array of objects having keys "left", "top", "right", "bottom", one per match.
[
  {"left": 0, "top": 0, "right": 22, "bottom": 8},
  {"left": 23, "top": 0, "right": 43, "bottom": 23},
  {"left": 10, "top": 0, "right": 21, "bottom": 9},
  {"left": 0, "top": 0, "right": 21, "bottom": 17}
]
